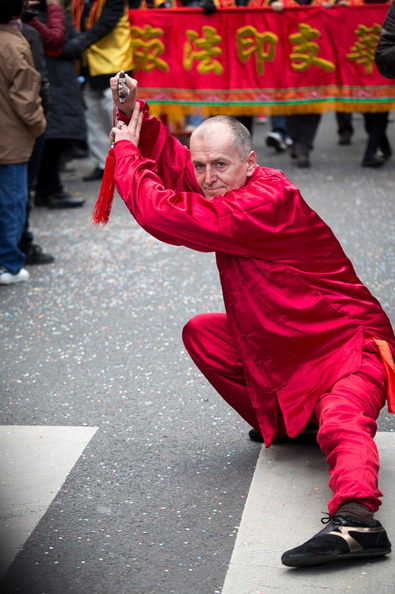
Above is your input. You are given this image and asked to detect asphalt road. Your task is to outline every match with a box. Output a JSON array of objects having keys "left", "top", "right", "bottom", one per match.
[{"left": 1, "top": 111, "right": 394, "bottom": 593}]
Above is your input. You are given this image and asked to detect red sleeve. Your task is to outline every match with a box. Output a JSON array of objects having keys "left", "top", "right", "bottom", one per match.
[
  {"left": 113, "top": 139, "right": 248, "bottom": 254},
  {"left": 117, "top": 101, "right": 200, "bottom": 194},
  {"left": 113, "top": 137, "right": 301, "bottom": 259},
  {"left": 113, "top": 135, "right": 345, "bottom": 272},
  {"left": 114, "top": 104, "right": 333, "bottom": 263},
  {"left": 29, "top": 5, "right": 66, "bottom": 51}
]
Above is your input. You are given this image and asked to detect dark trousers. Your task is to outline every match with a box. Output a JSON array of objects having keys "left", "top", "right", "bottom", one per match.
[
  {"left": 336, "top": 112, "right": 353, "bottom": 136},
  {"left": 286, "top": 114, "right": 321, "bottom": 157},
  {"left": 362, "top": 112, "right": 391, "bottom": 160},
  {"left": 235, "top": 116, "right": 253, "bottom": 135},
  {"left": 36, "top": 138, "right": 68, "bottom": 197}
]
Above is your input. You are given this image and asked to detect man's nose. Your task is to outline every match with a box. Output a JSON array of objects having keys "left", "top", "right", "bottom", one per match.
[{"left": 204, "top": 166, "right": 216, "bottom": 184}]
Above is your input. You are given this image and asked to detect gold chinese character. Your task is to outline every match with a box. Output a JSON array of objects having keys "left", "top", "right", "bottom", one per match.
[
  {"left": 130, "top": 25, "right": 170, "bottom": 73},
  {"left": 236, "top": 26, "right": 278, "bottom": 76},
  {"left": 289, "top": 23, "right": 335, "bottom": 73},
  {"left": 183, "top": 26, "right": 223, "bottom": 75},
  {"left": 346, "top": 24, "right": 382, "bottom": 75}
]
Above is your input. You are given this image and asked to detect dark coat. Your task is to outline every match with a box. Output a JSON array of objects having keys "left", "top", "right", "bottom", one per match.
[
  {"left": 36, "top": 8, "right": 86, "bottom": 141},
  {"left": 21, "top": 23, "right": 51, "bottom": 116},
  {"left": 375, "top": 1, "right": 395, "bottom": 78}
]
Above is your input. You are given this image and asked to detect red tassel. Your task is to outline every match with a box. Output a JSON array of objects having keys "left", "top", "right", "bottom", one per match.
[{"left": 90, "top": 147, "right": 116, "bottom": 225}]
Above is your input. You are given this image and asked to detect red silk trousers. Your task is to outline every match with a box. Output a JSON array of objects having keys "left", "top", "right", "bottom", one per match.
[{"left": 182, "top": 312, "right": 387, "bottom": 513}]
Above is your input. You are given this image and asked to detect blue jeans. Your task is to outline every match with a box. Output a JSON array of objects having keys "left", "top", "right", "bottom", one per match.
[
  {"left": 0, "top": 163, "right": 28, "bottom": 274},
  {"left": 19, "top": 133, "right": 46, "bottom": 254},
  {"left": 271, "top": 115, "right": 288, "bottom": 140}
]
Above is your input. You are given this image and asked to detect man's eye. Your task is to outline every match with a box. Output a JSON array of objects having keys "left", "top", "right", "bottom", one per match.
[
  {"left": 215, "top": 162, "right": 226, "bottom": 169},
  {"left": 195, "top": 164, "right": 204, "bottom": 171}
]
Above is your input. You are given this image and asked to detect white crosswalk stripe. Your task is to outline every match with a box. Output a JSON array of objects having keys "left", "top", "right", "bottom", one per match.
[
  {"left": 222, "top": 433, "right": 395, "bottom": 594},
  {"left": 0, "top": 426, "right": 98, "bottom": 578}
]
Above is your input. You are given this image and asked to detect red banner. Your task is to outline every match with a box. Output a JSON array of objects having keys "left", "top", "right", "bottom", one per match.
[{"left": 128, "top": 5, "right": 395, "bottom": 117}]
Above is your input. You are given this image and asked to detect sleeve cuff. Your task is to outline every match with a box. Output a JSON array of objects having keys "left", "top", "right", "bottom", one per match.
[{"left": 116, "top": 100, "right": 149, "bottom": 124}]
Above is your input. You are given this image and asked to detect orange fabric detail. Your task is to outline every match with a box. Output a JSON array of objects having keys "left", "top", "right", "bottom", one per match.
[
  {"left": 213, "top": 0, "right": 236, "bottom": 6},
  {"left": 85, "top": 0, "right": 106, "bottom": 29},
  {"left": 71, "top": 0, "right": 84, "bottom": 30},
  {"left": 373, "top": 338, "right": 395, "bottom": 413},
  {"left": 248, "top": 0, "right": 273, "bottom": 6},
  {"left": 72, "top": 0, "right": 107, "bottom": 31}
]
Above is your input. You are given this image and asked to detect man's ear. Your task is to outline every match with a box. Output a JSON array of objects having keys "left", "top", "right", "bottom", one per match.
[{"left": 246, "top": 151, "right": 257, "bottom": 177}]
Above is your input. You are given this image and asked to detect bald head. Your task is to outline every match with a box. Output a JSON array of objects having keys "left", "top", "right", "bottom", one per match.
[{"left": 191, "top": 116, "right": 253, "bottom": 161}]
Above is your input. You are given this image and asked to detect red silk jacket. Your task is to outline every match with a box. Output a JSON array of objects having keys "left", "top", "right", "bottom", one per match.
[{"left": 114, "top": 102, "right": 395, "bottom": 445}]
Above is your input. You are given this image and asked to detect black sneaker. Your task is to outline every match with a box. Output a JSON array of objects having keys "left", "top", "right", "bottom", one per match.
[
  {"left": 338, "top": 131, "right": 352, "bottom": 145},
  {"left": 35, "top": 191, "right": 85, "bottom": 208},
  {"left": 34, "top": 192, "right": 49, "bottom": 207},
  {"left": 361, "top": 155, "right": 385, "bottom": 168},
  {"left": 48, "top": 191, "right": 85, "bottom": 209},
  {"left": 25, "top": 244, "right": 55, "bottom": 265},
  {"left": 297, "top": 155, "right": 311, "bottom": 168},
  {"left": 82, "top": 167, "right": 104, "bottom": 181},
  {"left": 281, "top": 514, "right": 392, "bottom": 567},
  {"left": 249, "top": 424, "right": 319, "bottom": 446},
  {"left": 249, "top": 429, "right": 264, "bottom": 443}
]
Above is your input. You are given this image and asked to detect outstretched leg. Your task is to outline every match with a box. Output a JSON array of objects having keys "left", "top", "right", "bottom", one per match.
[
  {"left": 282, "top": 338, "right": 391, "bottom": 567},
  {"left": 315, "top": 339, "right": 386, "bottom": 514}
]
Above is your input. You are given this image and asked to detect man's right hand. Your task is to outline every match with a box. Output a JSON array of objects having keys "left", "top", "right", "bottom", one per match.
[
  {"left": 110, "top": 72, "right": 138, "bottom": 117},
  {"left": 110, "top": 102, "right": 143, "bottom": 147}
]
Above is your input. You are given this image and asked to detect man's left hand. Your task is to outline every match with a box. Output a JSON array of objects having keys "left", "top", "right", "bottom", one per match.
[
  {"left": 110, "top": 102, "right": 143, "bottom": 147},
  {"left": 110, "top": 72, "right": 138, "bottom": 116}
]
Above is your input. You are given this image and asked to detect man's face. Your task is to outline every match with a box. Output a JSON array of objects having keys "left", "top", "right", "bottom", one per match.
[{"left": 190, "top": 123, "right": 256, "bottom": 200}]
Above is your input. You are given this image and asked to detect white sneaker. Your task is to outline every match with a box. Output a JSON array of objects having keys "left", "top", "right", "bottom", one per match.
[
  {"left": 266, "top": 132, "right": 287, "bottom": 152},
  {"left": 0, "top": 267, "right": 30, "bottom": 285},
  {"left": 285, "top": 136, "right": 294, "bottom": 147}
]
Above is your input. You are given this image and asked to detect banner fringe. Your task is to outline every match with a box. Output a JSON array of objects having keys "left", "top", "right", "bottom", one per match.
[{"left": 148, "top": 101, "right": 395, "bottom": 123}]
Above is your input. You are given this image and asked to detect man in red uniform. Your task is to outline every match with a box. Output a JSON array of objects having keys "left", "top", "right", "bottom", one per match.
[{"left": 108, "top": 73, "right": 395, "bottom": 567}]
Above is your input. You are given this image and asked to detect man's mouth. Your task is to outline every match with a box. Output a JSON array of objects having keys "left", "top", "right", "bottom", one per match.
[{"left": 205, "top": 186, "right": 225, "bottom": 194}]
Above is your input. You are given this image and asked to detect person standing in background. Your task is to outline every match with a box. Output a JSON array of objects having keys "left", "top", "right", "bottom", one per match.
[
  {"left": 62, "top": 0, "right": 133, "bottom": 182},
  {"left": 374, "top": 0, "right": 395, "bottom": 164},
  {"left": 323, "top": 0, "right": 391, "bottom": 165},
  {"left": 26, "top": 0, "right": 87, "bottom": 208},
  {"left": 20, "top": 19, "right": 55, "bottom": 264},
  {"left": 359, "top": 0, "right": 392, "bottom": 167},
  {"left": 0, "top": 0, "right": 46, "bottom": 285},
  {"left": 375, "top": 0, "right": 395, "bottom": 77}
]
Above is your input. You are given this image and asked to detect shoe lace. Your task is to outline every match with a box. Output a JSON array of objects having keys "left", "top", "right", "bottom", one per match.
[{"left": 320, "top": 512, "right": 337, "bottom": 525}]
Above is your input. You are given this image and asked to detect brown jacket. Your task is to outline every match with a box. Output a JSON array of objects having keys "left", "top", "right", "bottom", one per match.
[{"left": 0, "top": 24, "right": 46, "bottom": 164}]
